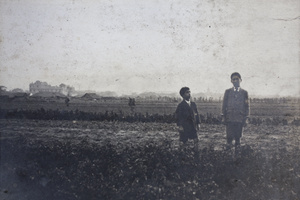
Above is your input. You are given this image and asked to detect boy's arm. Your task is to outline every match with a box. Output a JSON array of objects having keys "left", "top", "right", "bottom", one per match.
[
  {"left": 243, "top": 91, "right": 250, "bottom": 126},
  {"left": 245, "top": 91, "right": 250, "bottom": 117},
  {"left": 175, "top": 104, "right": 183, "bottom": 126},
  {"left": 192, "top": 102, "right": 200, "bottom": 125},
  {"left": 195, "top": 107, "right": 201, "bottom": 130},
  {"left": 221, "top": 90, "right": 228, "bottom": 122},
  {"left": 191, "top": 102, "right": 201, "bottom": 131},
  {"left": 175, "top": 104, "right": 185, "bottom": 132}
]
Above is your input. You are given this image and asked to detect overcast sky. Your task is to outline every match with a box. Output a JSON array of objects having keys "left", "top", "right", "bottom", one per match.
[{"left": 0, "top": 0, "right": 299, "bottom": 96}]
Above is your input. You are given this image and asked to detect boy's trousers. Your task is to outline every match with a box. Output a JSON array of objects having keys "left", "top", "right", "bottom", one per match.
[{"left": 226, "top": 122, "right": 243, "bottom": 146}]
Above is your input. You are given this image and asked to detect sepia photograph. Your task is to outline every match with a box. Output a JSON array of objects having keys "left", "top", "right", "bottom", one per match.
[{"left": 0, "top": 0, "right": 299, "bottom": 199}]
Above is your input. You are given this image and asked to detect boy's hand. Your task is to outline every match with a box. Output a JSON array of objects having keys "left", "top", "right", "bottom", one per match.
[
  {"left": 243, "top": 117, "right": 249, "bottom": 127},
  {"left": 221, "top": 116, "right": 227, "bottom": 125},
  {"left": 177, "top": 126, "right": 184, "bottom": 132},
  {"left": 197, "top": 124, "right": 200, "bottom": 131}
]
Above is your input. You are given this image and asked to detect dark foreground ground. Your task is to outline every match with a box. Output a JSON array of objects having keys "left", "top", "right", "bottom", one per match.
[{"left": 1, "top": 119, "right": 300, "bottom": 200}]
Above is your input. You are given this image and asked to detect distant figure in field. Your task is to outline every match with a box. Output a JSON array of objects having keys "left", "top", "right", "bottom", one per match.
[
  {"left": 65, "top": 97, "right": 70, "bottom": 107},
  {"left": 221, "top": 72, "right": 250, "bottom": 151},
  {"left": 128, "top": 98, "right": 136, "bottom": 113},
  {"left": 175, "top": 87, "right": 201, "bottom": 150}
]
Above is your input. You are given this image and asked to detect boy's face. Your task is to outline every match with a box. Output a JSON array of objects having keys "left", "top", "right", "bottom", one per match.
[
  {"left": 231, "top": 75, "right": 241, "bottom": 88},
  {"left": 183, "top": 90, "right": 191, "bottom": 101}
]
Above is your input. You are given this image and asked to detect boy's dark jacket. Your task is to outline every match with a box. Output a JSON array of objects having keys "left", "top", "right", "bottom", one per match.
[
  {"left": 175, "top": 101, "right": 200, "bottom": 134},
  {"left": 222, "top": 88, "right": 250, "bottom": 123}
]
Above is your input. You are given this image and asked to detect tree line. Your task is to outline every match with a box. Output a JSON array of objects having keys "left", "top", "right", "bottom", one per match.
[{"left": 1, "top": 108, "right": 299, "bottom": 126}]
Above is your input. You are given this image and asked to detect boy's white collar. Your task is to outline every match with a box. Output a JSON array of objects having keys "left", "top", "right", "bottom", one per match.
[
  {"left": 185, "top": 100, "right": 191, "bottom": 104},
  {"left": 233, "top": 87, "right": 240, "bottom": 92}
]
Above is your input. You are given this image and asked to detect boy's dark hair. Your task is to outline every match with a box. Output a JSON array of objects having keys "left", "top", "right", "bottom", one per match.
[
  {"left": 179, "top": 87, "right": 190, "bottom": 97},
  {"left": 231, "top": 72, "right": 241, "bottom": 79}
]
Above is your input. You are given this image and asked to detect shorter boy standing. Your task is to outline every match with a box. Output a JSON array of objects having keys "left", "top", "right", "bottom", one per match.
[
  {"left": 221, "top": 72, "right": 250, "bottom": 150},
  {"left": 175, "top": 87, "right": 200, "bottom": 150}
]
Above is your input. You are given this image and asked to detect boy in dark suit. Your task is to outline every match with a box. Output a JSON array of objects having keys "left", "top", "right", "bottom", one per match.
[
  {"left": 221, "top": 72, "right": 250, "bottom": 150},
  {"left": 175, "top": 87, "right": 200, "bottom": 150}
]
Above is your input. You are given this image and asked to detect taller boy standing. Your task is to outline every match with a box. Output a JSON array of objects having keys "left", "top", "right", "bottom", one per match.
[
  {"left": 175, "top": 87, "right": 200, "bottom": 150},
  {"left": 221, "top": 72, "right": 250, "bottom": 150}
]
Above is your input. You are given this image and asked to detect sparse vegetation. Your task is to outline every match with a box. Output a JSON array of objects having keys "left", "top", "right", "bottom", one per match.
[{"left": 1, "top": 120, "right": 300, "bottom": 200}]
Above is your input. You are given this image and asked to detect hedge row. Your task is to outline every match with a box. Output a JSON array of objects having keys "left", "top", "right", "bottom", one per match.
[{"left": 1, "top": 108, "right": 299, "bottom": 126}]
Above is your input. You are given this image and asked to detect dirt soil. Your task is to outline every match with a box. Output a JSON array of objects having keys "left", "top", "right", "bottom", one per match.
[{"left": 1, "top": 119, "right": 300, "bottom": 200}]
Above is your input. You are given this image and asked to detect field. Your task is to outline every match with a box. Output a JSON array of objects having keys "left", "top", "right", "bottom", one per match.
[
  {"left": 1, "top": 97, "right": 299, "bottom": 117},
  {"left": 1, "top": 98, "right": 300, "bottom": 200}
]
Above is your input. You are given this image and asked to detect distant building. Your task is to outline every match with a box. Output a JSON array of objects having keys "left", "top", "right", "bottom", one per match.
[
  {"left": 81, "top": 93, "right": 101, "bottom": 100},
  {"left": 29, "top": 81, "right": 76, "bottom": 96},
  {"left": 30, "top": 81, "right": 61, "bottom": 94}
]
